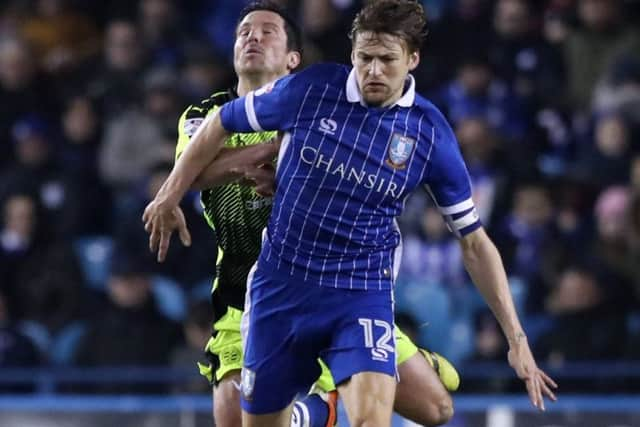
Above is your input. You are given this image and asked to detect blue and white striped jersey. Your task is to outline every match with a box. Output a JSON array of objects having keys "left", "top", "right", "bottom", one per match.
[{"left": 220, "top": 63, "right": 481, "bottom": 291}]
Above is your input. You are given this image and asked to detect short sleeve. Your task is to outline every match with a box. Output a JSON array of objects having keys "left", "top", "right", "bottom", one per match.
[
  {"left": 424, "top": 114, "right": 481, "bottom": 238},
  {"left": 175, "top": 104, "right": 218, "bottom": 159},
  {"left": 220, "top": 73, "right": 302, "bottom": 133}
]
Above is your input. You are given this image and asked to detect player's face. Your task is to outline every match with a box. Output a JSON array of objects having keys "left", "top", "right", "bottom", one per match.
[
  {"left": 234, "top": 10, "right": 299, "bottom": 79},
  {"left": 351, "top": 31, "right": 419, "bottom": 107}
]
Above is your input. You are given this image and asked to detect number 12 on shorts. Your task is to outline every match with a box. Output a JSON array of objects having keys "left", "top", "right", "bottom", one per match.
[{"left": 358, "top": 318, "right": 395, "bottom": 362}]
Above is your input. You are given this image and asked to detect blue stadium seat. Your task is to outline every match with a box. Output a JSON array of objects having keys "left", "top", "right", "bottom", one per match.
[
  {"left": 16, "top": 320, "right": 51, "bottom": 356},
  {"left": 627, "top": 311, "right": 640, "bottom": 334},
  {"left": 50, "top": 321, "right": 88, "bottom": 365},
  {"left": 73, "top": 236, "right": 114, "bottom": 290},
  {"left": 189, "top": 278, "right": 213, "bottom": 302},
  {"left": 151, "top": 276, "right": 187, "bottom": 322},
  {"left": 396, "top": 281, "right": 453, "bottom": 351}
]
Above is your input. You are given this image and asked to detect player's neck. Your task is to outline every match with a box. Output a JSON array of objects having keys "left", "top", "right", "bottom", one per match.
[{"left": 237, "top": 73, "right": 282, "bottom": 97}]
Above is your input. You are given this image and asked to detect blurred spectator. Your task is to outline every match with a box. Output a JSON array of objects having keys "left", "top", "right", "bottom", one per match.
[
  {"left": 0, "top": 1, "right": 26, "bottom": 37},
  {"left": 488, "top": 0, "right": 564, "bottom": 108},
  {"left": 572, "top": 113, "right": 631, "bottom": 189},
  {"left": 592, "top": 55, "right": 640, "bottom": 124},
  {"left": 99, "top": 66, "right": 181, "bottom": 193},
  {"left": 493, "top": 183, "right": 554, "bottom": 277},
  {"left": 471, "top": 310, "right": 507, "bottom": 362},
  {"left": 113, "top": 160, "right": 217, "bottom": 287},
  {"left": 432, "top": 55, "right": 528, "bottom": 141},
  {"left": 532, "top": 108, "right": 575, "bottom": 178},
  {"left": 0, "top": 291, "right": 40, "bottom": 377},
  {"left": 625, "top": 191, "right": 640, "bottom": 302},
  {"left": 0, "top": 36, "right": 58, "bottom": 166},
  {"left": 540, "top": 266, "right": 627, "bottom": 362},
  {"left": 564, "top": 0, "right": 640, "bottom": 111},
  {"left": 85, "top": 20, "right": 147, "bottom": 118},
  {"left": 455, "top": 117, "right": 505, "bottom": 224},
  {"left": 542, "top": 2, "right": 573, "bottom": 47},
  {"left": 0, "top": 192, "right": 41, "bottom": 318},
  {"left": 587, "top": 186, "right": 636, "bottom": 300},
  {"left": 76, "top": 250, "right": 182, "bottom": 391},
  {"left": 297, "top": 0, "right": 361, "bottom": 63},
  {"left": 492, "top": 182, "right": 555, "bottom": 311},
  {"left": 20, "top": 0, "right": 101, "bottom": 74},
  {"left": 180, "top": 44, "right": 232, "bottom": 104},
  {"left": 199, "top": 0, "right": 249, "bottom": 59},
  {"left": 425, "top": 0, "right": 493, "bottom": 89},
  {"left": 0, "top": 191, "right": 83, "bottom": 331},
  {"left": 169, "top": 300, "right": 211, "bottom": 393},
  {"left": 0, "top": 115, "right": 73, "bottom": 237},
  {"left": 57, "top": 95, "right": 113, "bottom": 236},
  {"left": 399, "top": 204, "right": 466, "bottom": 289},
  {"left": 139, "top": 0, "right": 190, "bottom": 67}
]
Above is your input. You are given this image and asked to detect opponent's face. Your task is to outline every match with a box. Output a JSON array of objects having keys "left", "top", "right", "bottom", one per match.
[
  {"left": 233, "top": 10, "right": 299, "bottom": 78},
  {"left": 351, "top": 31, "right": 419, "bottom": 107}
]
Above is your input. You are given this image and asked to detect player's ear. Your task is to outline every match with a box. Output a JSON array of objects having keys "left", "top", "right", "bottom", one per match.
[
  {"left": 351, "top": 49, "right": 356, "bottom": 66},
  {"left": 408, "top": 50, "right": 419, "bottom": 71},
  {"left": 286, "top": 51, "right": 301, "bottom": 71}
]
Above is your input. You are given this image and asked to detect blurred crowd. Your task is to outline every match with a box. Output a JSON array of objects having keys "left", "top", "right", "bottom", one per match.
[{"left": 1, "top": 0, "right": 640, "bottom": 394}]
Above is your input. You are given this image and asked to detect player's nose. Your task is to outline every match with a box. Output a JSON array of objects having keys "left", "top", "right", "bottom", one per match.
[
  {"left": 246, "top": 28, "right": 262, "bottom": 43},
  {"left": 368, "top": 59, "right": 383, "bottom": 76}
]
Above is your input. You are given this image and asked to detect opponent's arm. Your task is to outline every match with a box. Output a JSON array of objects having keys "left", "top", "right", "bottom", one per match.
[
  {"left": 191, "top": 142, "right": 279, "bottom": 190},
  {"left": 459, "top": 227, "right": 557, "bottom": 409}
]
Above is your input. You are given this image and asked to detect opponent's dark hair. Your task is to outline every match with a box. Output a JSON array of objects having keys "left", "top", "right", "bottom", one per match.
[
  {"left": 237, "top": 1, "right": 302, "bottom": 53},
  {"left": 349, "top": 0, "right": 428, "bottom": 53}
]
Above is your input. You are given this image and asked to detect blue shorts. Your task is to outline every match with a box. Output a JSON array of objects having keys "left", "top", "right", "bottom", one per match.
[{"left": 239, "top": 266, "right": 397, "bottom": 414}]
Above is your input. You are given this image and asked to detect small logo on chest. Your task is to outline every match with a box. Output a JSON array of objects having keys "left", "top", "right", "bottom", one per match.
[
  {"left": 386, "top": 133, "right": 416, "bottom": 169},
  {"left": 319, "top": 117, "right": 338, "bottom": 135}
]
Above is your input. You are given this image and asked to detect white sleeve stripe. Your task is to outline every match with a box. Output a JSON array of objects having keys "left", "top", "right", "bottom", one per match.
[
  {"left": 451, "top": 209, "right": 480, "bottom": 231},
  {"left": 439, "top": 198, "right": 474, "bottom": 215},
  {"left": 245, "top": 91, "right": 263, "bottom": 131},
  {"left": 444, "top": 216, "right": 461, "bottom": 238}
]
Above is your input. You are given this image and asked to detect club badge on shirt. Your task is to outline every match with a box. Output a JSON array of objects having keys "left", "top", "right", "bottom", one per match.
[{"left": 386, "top": 133, "right": 416, "bottom": 169}]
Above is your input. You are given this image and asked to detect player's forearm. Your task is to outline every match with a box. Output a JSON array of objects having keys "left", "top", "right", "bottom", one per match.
[
  {"left": 192, "top": 143, "right": 278, "bottom": 190},
  {"left": 155, "top": 114, "right": 230, "bottom": 206},
  {"left": 460, "top": 228, "right": 525, "bottom": 342}
]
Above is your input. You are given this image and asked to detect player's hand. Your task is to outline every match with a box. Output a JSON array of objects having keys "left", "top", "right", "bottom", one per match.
[
  {"left": 242, "top": 163, "right": 276, "bottom": 197},
  {"left": 142, "top": 201, "right": 191, "bottom": 262},
  {"left": 507, "top": 334, "right": 558, "bottom": 411}
]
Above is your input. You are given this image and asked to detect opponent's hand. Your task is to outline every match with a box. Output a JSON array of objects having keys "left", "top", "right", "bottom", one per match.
[
  {"left": 507, "top": 334, "right": 558, "bottom": 411},
  {"left": 242, "top": 163, "right": 276, "bottom": 197},
  {"left": 142, "top": 201, "right": 191, "bottom": 262}
]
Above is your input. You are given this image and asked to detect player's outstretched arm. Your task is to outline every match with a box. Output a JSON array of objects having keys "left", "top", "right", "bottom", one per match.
[
  {"left": 143, "top": 113, "right": 230, "bottom": 262},
  {"left": 459, "top": 227, "right": 558, "bottom": 410}
]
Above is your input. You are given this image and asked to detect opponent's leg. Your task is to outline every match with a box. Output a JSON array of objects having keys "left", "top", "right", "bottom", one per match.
[
  {"left": 213, "top": 371, "right": 242, "bottom": 427},
  {"left": 395, "top": 354, "right": 453, "bottom": 426},
  {"left": 393, "top": 326, "right": 454, "bottom": 426},
  {"left": 338, "top": 372, "right": 396, "bottom": 427},
  {"left": 199, "top": 307, "right": 246, "bottom": 427}
]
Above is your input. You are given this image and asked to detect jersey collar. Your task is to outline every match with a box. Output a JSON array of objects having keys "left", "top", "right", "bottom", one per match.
[{"left": 346, "top": 67, "right": 416, "bottom": 107}]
